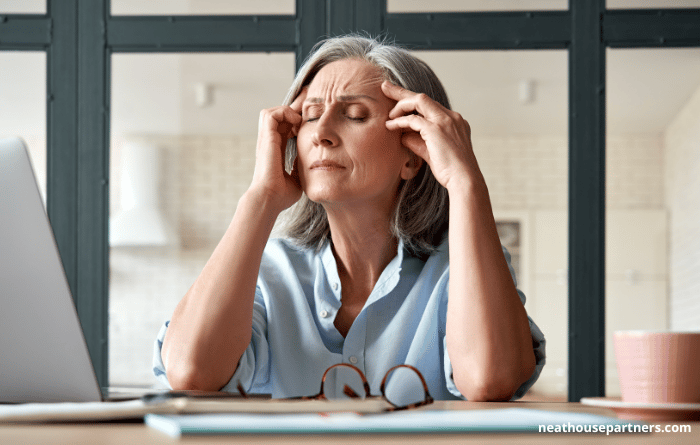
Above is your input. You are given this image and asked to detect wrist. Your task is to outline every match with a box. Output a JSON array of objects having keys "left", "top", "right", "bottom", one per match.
[
  {"left": 444, "top": 171, "right": 488, "bottom": 200},
  {"left": 240, "top": 187, "right": 287, "bottom": 218}
]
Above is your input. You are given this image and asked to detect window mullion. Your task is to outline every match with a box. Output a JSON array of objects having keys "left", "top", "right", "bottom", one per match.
[{"left": 568, "top": 0, "right": 606, "bottom": 402}]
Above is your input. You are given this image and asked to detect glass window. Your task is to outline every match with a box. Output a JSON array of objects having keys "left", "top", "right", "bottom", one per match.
[
  {"left": 0, "top": 0, "right": 45, "bottom": 14},
  {"left": 414, "top": 49, "right": 569, "bottom": 399},
  {"left": 0, "top": 51, "right": 46, "bottom": 203},
  {"left": 109, "top": 52, "right": 295, "bottom": 387},
  {"left": 605, "top": 48, "right": 700, "bottom": 397},
  {"left": 388, "top": 0, "right": 567, "bottom": 12},
  {"left": 111, "top": 0, "right": 294, "bottom": 16},
  {"left": 607, "top": 0, "right": 700, "bottom": 9}
]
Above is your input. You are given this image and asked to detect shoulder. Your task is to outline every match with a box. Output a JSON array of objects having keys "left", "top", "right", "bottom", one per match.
[
  {"left": 264, "top": 237, "right": 306, "bottom": 255},
  {"left": 260, "top": 237, "right": 320, "bottom": 270},
  {"left": 422, "top": 236, "right": 449, "bottom": 270},
  {"left": 400, "top": 237, "right": 449, "bottom": 293}
]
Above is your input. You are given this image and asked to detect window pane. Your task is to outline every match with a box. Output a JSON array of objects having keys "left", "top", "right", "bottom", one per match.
[
  {"left": 414, "top": 50, "right": 568, "bottom": 400},
  {"left": 111, "top": 0, "right": 294, "bottom": 16},
  {"left": 109, "top": 52, "right": 295, "bottom": 387},
  {"left": 0, "top": 0, "right": 45, "bottom": 14},
  {"left": 388, "top": 0, "right": 567, "bottom": 12},
  {"left": 606, "top": 48, "right": 700, "bottom": 397},
  {"left": 607, "top": 0, "right": 700, "bottom": 8},
  {"left": 0, "top": 51, "right": 46, "bottom": 203}
]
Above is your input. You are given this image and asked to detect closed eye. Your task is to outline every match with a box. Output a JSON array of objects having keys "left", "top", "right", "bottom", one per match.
[
  {"left": 303, "top": 103, "right": 323, "bottom": 122},
  {"left": 345, "top": 104, "right": 368, "bottom": 122}
]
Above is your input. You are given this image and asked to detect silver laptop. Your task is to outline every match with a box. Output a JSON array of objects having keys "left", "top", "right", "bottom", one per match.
[{"left": 0, "top": 137, "right": 157, "bottom": 403}]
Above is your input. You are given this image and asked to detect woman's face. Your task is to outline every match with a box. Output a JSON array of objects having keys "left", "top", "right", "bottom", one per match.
[{"left": 296, "top": 58, "right": 414, "bottom": 213}]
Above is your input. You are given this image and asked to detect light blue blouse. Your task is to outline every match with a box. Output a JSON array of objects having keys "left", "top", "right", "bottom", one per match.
[{"left": 153, "top": 237, "right": 546, "bottom": 401}]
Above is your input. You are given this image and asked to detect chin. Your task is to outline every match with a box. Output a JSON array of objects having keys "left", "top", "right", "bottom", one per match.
[{"left": 304, "top": 185, "right": 344, "bottom": 205}]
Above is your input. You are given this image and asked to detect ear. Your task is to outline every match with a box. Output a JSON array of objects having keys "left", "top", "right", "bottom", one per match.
[{"left": 400, "top": 153, "right": 424, "bottom": 180}]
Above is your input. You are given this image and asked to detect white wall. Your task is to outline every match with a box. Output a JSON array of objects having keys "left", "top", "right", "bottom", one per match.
[{"left": 665, "top": 83, "right": 700, "bottom": 330}]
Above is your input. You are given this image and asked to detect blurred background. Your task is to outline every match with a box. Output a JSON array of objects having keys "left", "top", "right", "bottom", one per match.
[{"left": 1, "top": 0, "right": 699, "bottom": 399}]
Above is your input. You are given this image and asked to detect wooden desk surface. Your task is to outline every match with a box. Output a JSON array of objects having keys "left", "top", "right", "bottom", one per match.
[{"left": 0, "top": 401, "right": 696, "bottom": 444}]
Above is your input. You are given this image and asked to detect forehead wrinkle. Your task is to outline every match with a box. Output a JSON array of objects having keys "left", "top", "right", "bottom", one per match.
[
  {"left": 305, "top": 75, "right": 386, "bottom": 104},
  {"left": 305, "top": 61, "right": 386, "bottom": 105},
  {"left": 337, "top": 94, "right": 377, "bottom": 102},
  {"left": 305, "top": 94, "right": 377, "bottom": 104}
]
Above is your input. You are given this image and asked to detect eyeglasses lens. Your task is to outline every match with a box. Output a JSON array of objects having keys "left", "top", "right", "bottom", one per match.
[
  {"left": 382, "top": 366, "right": 427, "bottom": 408},
  {"left": 321, "top": 365, "right": 368, "bottom": 400}
]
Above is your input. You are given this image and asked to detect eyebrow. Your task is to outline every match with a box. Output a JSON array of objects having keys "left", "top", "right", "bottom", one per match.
[{"left": 305, "top": 94, "right": 378, "bottom": 104}]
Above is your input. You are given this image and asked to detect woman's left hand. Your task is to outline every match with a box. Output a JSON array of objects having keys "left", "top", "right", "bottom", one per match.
[{"left": 383, "top": 81, "right": 483, "bottom": 192}]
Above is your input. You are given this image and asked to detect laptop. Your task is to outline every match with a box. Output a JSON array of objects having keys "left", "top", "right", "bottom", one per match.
[{"left": 0, "top": 137, "right": 158, "bottom": 403}]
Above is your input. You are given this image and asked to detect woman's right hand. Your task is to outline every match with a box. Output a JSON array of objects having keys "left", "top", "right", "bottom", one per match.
[{"left": 249, "top": 88, "right": 307, "bottom": 212}]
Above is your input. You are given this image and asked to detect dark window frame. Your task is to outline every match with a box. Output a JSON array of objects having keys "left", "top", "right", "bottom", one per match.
[{"left": 1, "top": 0, "right": 698, "bottom": 401}]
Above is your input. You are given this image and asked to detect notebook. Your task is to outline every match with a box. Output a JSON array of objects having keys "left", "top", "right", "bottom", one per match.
[
  {"left": 0, "top": 137, "right": 153, "bottom": 403},
  {"left": 144, "top": 408, "right": 646, "bottom": 438}
]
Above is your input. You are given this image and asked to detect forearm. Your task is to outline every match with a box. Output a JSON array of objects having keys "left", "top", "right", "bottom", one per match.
[
  {"left": 162, "top": 189, "right": 281, "bottom": 391},
  {"left": 445, "top": 179, "right": 536, "bottom": 401}
]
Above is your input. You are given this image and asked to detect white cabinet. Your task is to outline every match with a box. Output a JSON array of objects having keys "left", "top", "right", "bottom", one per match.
[{"left": 526, "top": 209, "right": 667, "bottom": 398}]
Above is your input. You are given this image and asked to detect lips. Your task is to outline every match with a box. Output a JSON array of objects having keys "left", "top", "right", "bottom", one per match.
[{"left": 310, "top": 160, "right": 345, "bottom": 170}]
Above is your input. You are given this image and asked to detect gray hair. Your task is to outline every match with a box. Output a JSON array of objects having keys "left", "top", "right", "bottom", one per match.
[{"left": 280, "top": 34, "right": 450, "bottom": 259}]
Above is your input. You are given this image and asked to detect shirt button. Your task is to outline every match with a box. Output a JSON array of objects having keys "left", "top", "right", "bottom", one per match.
[
  {"left": 349, "top": 356, "right": 358, "bottom": 364},
  {"left": 320, "top": 310, "right": 329, "bottom": 318},
  {"left": 332, "top": 283, "right": 339, "bottom": 291}
]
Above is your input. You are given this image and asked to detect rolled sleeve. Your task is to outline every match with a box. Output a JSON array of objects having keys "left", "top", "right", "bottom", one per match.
[
  {"left": 512, "top": 316, "right": 546, "bottom": 399},
  {"left": 152, "top": 321, "right": 172, "bottom": 389},
  {"left": 442, "top": 337, "right": 463, "bottom": 399}
]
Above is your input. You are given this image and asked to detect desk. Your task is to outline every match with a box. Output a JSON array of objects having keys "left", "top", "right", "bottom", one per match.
[{"left": 0, "top": 401, "right": 696, "bottom": 444}]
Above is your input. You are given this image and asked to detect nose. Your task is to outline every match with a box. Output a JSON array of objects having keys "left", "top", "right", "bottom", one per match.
[{"left": 311, "top": 113, "right": 339, "bottom": 148}]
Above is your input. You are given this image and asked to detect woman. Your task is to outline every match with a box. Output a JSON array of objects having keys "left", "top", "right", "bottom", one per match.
[{"left": 154, "top": 35, "right": 545, "bottom": 402}]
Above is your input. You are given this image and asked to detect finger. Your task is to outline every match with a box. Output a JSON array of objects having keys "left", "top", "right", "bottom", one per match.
[
  {"left": 386, "top": 115, "right": 432, "bottom": 159},
  {"left": 267, "top": 106, "right": 303, "bottom": 131},
  {"left": 288, "top": 90, "right": 307, "bottom": 137},
  {"left": 257, "top": 108, "right": 301, "bottom": 151},
  {"left": 382, "top": 81, "right": 447, "bottom": 120},
  {"left": 260, "top": 106, "right": 297, "bottom": 127},
  {"left": 382, "top": 81, "right": 424, "bottom": 118},
  {"left": 290, "top": 87, "right": 308, "bottom": 113},
  {"left": 401, "top": 132, "right": 428, "bottom": 159},
  {"left": 392, "top": 95, "right": 448, "bottom": 121},
  {"left": 385, "top": 113, "right": 431, "bottom": 134},
  {"left": 381, "top": 80, "right": 414, "bottom": 101}
]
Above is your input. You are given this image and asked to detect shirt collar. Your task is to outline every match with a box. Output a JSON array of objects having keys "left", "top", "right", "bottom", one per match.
[
  {"left": 320, "top": 237, "right": 406, "bottom": 303},
  {"left": 321, "top": 237, "right": 405, "bottom": 270}
]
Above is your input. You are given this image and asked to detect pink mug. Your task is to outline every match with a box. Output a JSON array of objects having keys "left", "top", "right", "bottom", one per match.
[{"left": 614, "top": 331, "right": 700, "bottom": 404}]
